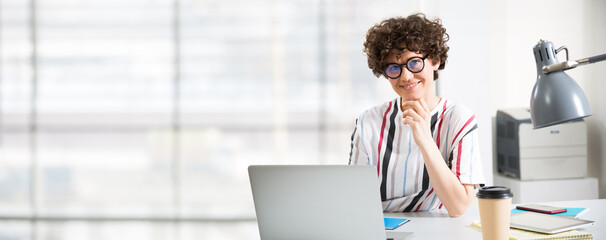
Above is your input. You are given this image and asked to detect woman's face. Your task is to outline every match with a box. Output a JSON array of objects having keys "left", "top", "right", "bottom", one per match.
[{"left": 385, "top": 49, "right": 440, "bottom": 102}]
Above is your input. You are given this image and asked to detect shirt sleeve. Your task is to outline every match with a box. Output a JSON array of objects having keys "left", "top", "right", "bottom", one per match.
[
  {"left": 449, "top": 127, "right": 485, "bottom": 187},
  {"left": 349, "top": 116, "right": 370, "bottom": 165},
  {"left": 445, "top": 107, "right": 485, "bottom": 187}
]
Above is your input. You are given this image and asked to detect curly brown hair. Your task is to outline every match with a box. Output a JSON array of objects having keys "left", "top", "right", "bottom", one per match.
[{"left": 363, "top": 13, "right": 449, "bottom": 80}]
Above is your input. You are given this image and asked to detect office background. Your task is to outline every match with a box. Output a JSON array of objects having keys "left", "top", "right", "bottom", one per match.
[{"left": 0, "top": 0, "right": 605, "bottom": 239}]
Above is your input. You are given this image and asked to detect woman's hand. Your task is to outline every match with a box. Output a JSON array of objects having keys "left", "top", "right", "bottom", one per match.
[{"left": 402, "top": 99, "right": 433, "bottom": 148}]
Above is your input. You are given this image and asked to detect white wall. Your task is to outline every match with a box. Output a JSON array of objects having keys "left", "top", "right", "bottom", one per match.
[
  {"left": 424, "top": 0, "right": 606, "bottom": 197},
  {"left": 432, "top": 1, "right": 495, "bottom": 185},
  {"left": 583, "top": 0, "right": 606, "bottom": 198}
]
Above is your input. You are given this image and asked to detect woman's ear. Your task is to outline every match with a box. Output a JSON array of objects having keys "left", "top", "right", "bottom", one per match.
[
  {"left": 433, "top": 61, "right": 441, "bottom": 71},
  {"left": 431, "top": 58, "right": 441, "bottom": 71}
]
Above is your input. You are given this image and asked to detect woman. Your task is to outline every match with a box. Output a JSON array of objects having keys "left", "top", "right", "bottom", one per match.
[{"left": 349, "top": 13, "right": 485, "bottom": 217}]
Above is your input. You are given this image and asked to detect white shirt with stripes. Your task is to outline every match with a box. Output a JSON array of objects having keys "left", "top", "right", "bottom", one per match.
[{"left": 349, "top": 97, "right": 485, "bottom": 212}]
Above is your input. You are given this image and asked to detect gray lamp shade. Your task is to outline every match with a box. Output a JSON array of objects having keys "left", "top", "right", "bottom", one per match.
[{"left": 530, "top": 40, "right": 592, "bottom": 129}]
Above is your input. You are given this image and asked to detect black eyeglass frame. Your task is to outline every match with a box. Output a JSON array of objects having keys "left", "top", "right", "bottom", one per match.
[{"left": 383, "top": 55, "right": 429, "bottom": 79}]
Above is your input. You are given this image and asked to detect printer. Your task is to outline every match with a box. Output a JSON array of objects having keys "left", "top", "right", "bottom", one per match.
[{"left": 496, "top": 108, "right": 587, "bottom": 180}]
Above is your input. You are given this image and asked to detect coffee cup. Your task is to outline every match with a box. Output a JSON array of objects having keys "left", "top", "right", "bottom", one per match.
[{"left": 476, "top": 186, "right": 513, "bottom": 240}]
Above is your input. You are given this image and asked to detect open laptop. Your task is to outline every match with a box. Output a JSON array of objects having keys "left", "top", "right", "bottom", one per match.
[{"left": 248, "top": 165, "right": 413, "bottom": 240}]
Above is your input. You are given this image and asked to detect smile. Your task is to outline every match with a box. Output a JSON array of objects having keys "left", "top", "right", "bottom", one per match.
[{"left": 400, "top": 81, "right": 420, "bottom": 90}]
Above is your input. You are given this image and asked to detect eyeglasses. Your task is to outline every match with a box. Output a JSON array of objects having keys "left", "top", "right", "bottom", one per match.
[{"left": 383, "top": 55, "right": 428, "bottom": 79}]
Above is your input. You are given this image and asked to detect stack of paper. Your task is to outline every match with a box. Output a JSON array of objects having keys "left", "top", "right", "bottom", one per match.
[{"left": 470, "top": 221, "right": 593, "bottom": 240}]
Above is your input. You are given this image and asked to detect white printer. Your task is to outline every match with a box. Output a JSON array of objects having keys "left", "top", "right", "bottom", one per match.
[{"left": 496, "top": 108, "right": 587, "bottom": 180}]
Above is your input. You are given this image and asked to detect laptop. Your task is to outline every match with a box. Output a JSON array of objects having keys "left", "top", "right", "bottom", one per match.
[{"left": 248, "top": 165, "right": 413, "bottom": 240}]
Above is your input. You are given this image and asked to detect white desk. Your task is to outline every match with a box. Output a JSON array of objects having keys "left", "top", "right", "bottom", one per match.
[{"left": 384, "top": 199, "right": 605, "bottom": 239}]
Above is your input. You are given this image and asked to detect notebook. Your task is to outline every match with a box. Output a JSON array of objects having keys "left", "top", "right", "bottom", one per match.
[
  {"left": 385, "top": 218, "right": 410, "bottom": 230},
  {"left": 470, "top": 221, "right": 593, "bottom": 240},
  {"left": 248, "top": 165, "right": 414, "bottom": 240},
  {"left": 510, "top": 212, "right": 594, "bottom": 234}
]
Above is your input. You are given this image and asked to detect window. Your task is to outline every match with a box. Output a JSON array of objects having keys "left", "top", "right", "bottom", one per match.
[{"left": 0, "top": 0, "right": 408, "bottom": 239}]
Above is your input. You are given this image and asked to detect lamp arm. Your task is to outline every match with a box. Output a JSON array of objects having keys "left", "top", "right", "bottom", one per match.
[
  {"left": 542, "top": 53, "right": 606, "bottom": 73},
  {"left": 587, "top": 53, "right": 606, "bottom": 64}
]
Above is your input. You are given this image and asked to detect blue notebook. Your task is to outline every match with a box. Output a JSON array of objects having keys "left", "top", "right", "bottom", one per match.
[
  {"left": 511, "top": 207, "right": 588, "bottom": 218},
  {"left": 384, "top": 218, "right": 410, "bottom": 230}
]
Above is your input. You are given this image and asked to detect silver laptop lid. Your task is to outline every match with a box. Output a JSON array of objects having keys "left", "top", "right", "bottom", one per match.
[{"left": 248, "top": 165, "right": 386, "bottom": 240}]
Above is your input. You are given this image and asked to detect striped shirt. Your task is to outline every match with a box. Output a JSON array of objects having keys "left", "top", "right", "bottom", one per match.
[{"left": 349, "top": 97, "right": 485, "bottom": 212}]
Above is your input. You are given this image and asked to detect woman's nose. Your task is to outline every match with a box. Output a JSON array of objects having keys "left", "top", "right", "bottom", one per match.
[{"left": 401, "top": 67, "right": 414, "bottom": 80}]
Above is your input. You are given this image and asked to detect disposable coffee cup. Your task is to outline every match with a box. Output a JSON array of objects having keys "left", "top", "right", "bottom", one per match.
[{"left": 476, "top": 186, "right": 513, "bottom": 240}]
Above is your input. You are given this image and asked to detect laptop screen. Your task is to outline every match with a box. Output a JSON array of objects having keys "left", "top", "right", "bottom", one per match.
[{"left": 248, "top": 165, "right": 387, "bottom": 240}]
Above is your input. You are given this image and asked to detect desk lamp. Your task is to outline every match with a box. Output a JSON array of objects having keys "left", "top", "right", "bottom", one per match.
[{"left": 530, "top": 40, "right": 606, "bottom": 129}]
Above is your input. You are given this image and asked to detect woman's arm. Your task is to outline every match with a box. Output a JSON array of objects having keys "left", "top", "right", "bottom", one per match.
[
  {"left": 415, "top": 138, "right": 475, "bottom": 217},
  {"left": 402, "top": 99, "right": 474, "bottom": 217}
]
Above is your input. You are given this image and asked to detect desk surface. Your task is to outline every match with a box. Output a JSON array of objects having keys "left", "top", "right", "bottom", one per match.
[{"left": 384, "top": 198, "right": 605, "bottom": 239}]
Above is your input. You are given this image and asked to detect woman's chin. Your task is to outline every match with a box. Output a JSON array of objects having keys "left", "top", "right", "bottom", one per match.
[{"left": 401, "top": 96, "right": 422, "bottom": 102}]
